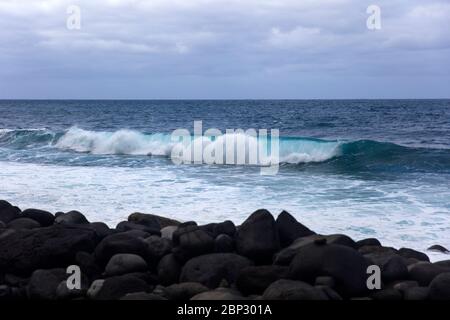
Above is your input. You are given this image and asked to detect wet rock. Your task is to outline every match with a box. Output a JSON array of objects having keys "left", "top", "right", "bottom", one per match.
[
  {"left": 235, "top": 209, "right": 280, "bottom": 263},
  {"left": 128, "top": 212, "right": 180, "bottom": 229},
  {"left": 94, "top": 233, "right": 150, "bottom": 266},
  {"left": 263, "top": 279, "right": 328, "bottom": 300},
  {"left": 163, "top": 282, "right": 209, "bottom": 300},
  {"left": 116, "top": 221, "right": 160, "bottom": 236},
  {"left": 161, "top": 226, "right": 178, "bottom": 240},
  {"left": 276, "top": 210, "right": 315, "bottom": 247},
  {"left": 213, "top": 220, "right": 236, "bottom": 237},
  {"left": 429, "top": 272, "right": 450, "bottom": 300},
  {"left": 175, "top": 228, "right": 214, "bottom": 261},
  {"left": 105, "top": 253, "right": 148, "bottom": 276},
  {"left": 191, "top": 288, "right": 245, "bottom": 300},
  {"left": 214, "top": 234, "right": 234, "bottom": 253},
  {"left": 408, "top": 261, "right": 450, "bottom": 286},
  {"left": 236, "top": 265, "right": 289, "bottom": 295},
  {"left": 355, "top": 238, "right": 381, "bottom": 248},
  {"left": 273, "top": 234, "right": 323, "bottom": 265},
  {"left": 56, "top": 275, "right": 89, "bottom": 300},
  {"left": 315, "top": 276, "right": 335, "bottom": 288},
  {"left": 392, "top": 280, "right": 419, "bottom": 293},
  {"left": 398, "top": 248, "right": 429, "bottom": 262},
  {"left": 289, "top": 243, "right": 369, "bottom": 297},
  {"left": 180, "top": 253, "right": 253, "bottom": 288},
  {"left": 55, "top": 211, "right": 89, "bottom": 225},
  {"left": 381, "top": 255, "right": 409, "bottom": 283},
  {"left": 427, "top": 245, "right": 449, "bottom": 254},
  {"left": 93, "top": 274, "right": 150, "bottom": 300},
  {"left": 27, "top": 268, "right": 67, "bottom": 300},
  {"left": 0, "top": 224, "right": 97, "bottom": 274},
  {"left": 21, "top": 209, "right": 54, "bottom": 227},
  {"left": 157, "top": 254, "right": 181, "bottom": 286},
  {"left": 0, "top": 200, "right": 21, "bottom": 223},
  {"left": 87, "top": 279, "right": 104, "bottom": 299},
  {"left": 88, "top": 222, "right": 113, "bottom": 239},
  {"left": 145, "top": 235, "right": 172, "bottom": 260},
  {"left": 172, "top": 222, "right": 197, "bottom": 245},
  {"left": 75, "top": 251, "right": 102, "bottom": 280},
  {"left": 7, "top": 218, "right": 41, "bottom": 230}
]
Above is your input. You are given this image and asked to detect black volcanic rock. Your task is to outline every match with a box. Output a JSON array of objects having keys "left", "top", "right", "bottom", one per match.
[
  {"left": 93, "top": 274, "right": 150, "bottom": 300},
  {"left": 289, "top": 243, "right": 369, "bottom": 297},
  {"left": 427, "top": 244, "right": 449, "bottom": 254},
  {"left": 55, "top": 211, "right": 89, "bottom": 225},
  {"left": 236, "top": 265, "right": 289, "bottom": 295},
  {"left": 276, "top": 210, "right": 315, "bottom": 247},
  {"left": 105, "top": 253, "right": 149, "bottom": 276},
  {"left": 408, "top": 261, "right": 450, "bottom": 286},
  {"left": 263, "top": 279, "right": 328, "bottom": 300},
  {"left": 163, "top": 282, "right": 209, "bottom": 301},
  {"left": 0, "top": 224, "right": 97, "bottom": 274},
  {"left": 157, "top": 254, "right": 181, "bottom": 286},
  {"left": 116, "top": 221, "right": 160, "bottom": 236},
  {"left": 235, "top": 209, "right": 280, "bottom": 263},
  {"left": 27, "top": 268, "right": 67, "bottom": 300},
  {"left": 128, "top": 212, "right": 180, "bottom": 229},
  {"left": 429, "top": 272, "right": 450, "bottom": 300},
  {"left": 94, "top": 233, "right": 150, "bottom": 266},
  {"left": 180, "top": 253, "right": 253, "bottom": 288},
  {"left": 175, "top": 228, "right": 214, "bottom": 261},
  {"left": 355, "top": 238, "right": 382, "bottom": 248},
  {"left": 7, "top": 217, "right": 41, "bottom": 230},
  {"left": 21, "top": 208, "right": 54, "bottom": 227},
  {"left": 398, "top": 248, "right": 429, "bottom": 262},
  {"left": 214, "top": 234, "right": 234, "bottom": 253},
  {"left": 0, "top": 200, "right": 21, "bottom": 223},
  {"left": 381, "top": 255, "right": 409, "bottom": 283}
]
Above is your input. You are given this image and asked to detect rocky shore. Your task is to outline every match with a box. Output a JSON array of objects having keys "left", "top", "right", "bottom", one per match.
[{"left": 1, "top": 199, "right": 450, "bottom": 300}]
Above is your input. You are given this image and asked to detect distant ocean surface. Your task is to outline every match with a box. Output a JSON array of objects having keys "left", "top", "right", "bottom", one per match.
[{"left": 1, "top": 100, "right": 450, "bottom": 260}]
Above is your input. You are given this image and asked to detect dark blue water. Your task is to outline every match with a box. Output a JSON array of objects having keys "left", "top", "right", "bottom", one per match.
[{"left": 1, "top": 99, "right": 450, "bottom": 258}]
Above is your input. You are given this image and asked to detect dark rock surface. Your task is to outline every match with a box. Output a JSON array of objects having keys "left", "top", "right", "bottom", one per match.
[{"left": 1, "top": 200, "right": 449, "bottom": 301}]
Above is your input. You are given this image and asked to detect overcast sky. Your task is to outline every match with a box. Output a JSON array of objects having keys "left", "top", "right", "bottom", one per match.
[{"left": 0, "top": 0, "right": 449, "bottom": 99}]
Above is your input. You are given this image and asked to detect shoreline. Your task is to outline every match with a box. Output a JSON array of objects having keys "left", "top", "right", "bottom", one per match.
[{"left": 1, "top": 199, "right": 450, "bottom": 300}]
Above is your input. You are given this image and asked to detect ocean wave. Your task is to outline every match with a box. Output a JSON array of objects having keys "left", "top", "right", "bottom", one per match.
[{"left": 1, "top": 127, "right": 450, "bottom": 169}]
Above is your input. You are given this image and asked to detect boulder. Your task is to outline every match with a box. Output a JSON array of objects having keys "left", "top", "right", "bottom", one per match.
[
  {"left": 105, "top": 254, "right": 149, "bottom": 276},
  {"left": 87, "top": 222, "right": 113, "bottom": 239},
  {"left": 274, "top": 234, "right": 324, "bottom": 265},
  {"left": 315, "top": 276, "right": 336, "bottom": 288},
  {"left": 289, "top": 243, "right": 369, "bottom": 297},
  {"left": 175, "top": 228, "right": 214, "bottom": 261},
  {"left": 172, "top": 222, "right": 197, "bottom": 245},
  {"left": 128, "top": 212, "right": 180, "bottom": 229},
  {"left": 87, "top": 279, "right": 104, "bottom": 299},
  {"left": 7, "top": 217, "right": 41, "bottom": 230},
  {"left": 429, "top": 272, "right": 450, "bottom": 300},
  {"left": 0, "top": 200, "right": 21, "bottom": 223},
  {"left": 427, "top": 245, "right": 449, "bottom": 254},
  {"left": 355, "top": 238, "right": 381, "bottom": 248},
  {"left": 157, "top": 254, "right": 181, "bottom": 286},
  {"left": 235, "top": 209, "right": 280, "bottom": 263},
  {"left": 381, "top": 255, "right": 409, "bottom": 283},
  {"left": 236, "top": 265, "right": 289, "bottom": 295},
  {"left": 180, "top": 253, "right": 253, "bottom": 288},
  {"left": 262, "top": 279, "right": 328, "bottom": 300},
  {"left": 398, "top": 248, "right": 429, "bottom": 262},
  {"left": 145, "top": 236, "right": 172, "bottom": 260},
  {"left": 27, "top": 268, "right": 67, "bottom": 299},
  {"left": 75, "top": 251, "right": 102, "bottom": 280},
  {"left": 191, "top": 288, "right": 245, "bottom": 300},
  {"left": 55, "top": 211, "right": 89, "bottom": 225},
  {"left": 214, "top": 234, "right": 234, "bottom": 253},
  {"left": 213, "top": 220, "right": 236, "bottom": 237},
  {"left": 276, "top": 211, "right": 315, "bottom": 247},
  {"left": 116, "top": 221, "right": 160, "bottom": 236},
  {"left": 94, "top": 233, "right": 150, "bottom": 266},
  {"left": 21, "top": 208, "right": 54, "bottom": 227},
  {"left": 0, "top": 224, "right": 97, "bottom": 274},
  {"left": 163, "top": 282, "right": 209, "bottom": 300},
  {"left": 161, "top": 226, "right": 178, "bottom": 240},
  {"left": 408, "top": 261, "right": 450, "bottom": 286},
  {"left": 93, "top": 274, "right": 150, "bottom": 300}
]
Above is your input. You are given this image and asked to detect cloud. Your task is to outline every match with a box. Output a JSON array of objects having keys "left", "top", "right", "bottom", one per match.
[{"left": 0, "top": 0, "right": 449, "bottom": 98}]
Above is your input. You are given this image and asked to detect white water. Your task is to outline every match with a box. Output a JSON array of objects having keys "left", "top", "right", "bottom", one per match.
[{"left": 1, "top": 161, "right": 449, "bottom": 261}]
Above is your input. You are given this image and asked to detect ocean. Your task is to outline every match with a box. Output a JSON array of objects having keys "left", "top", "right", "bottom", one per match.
[{"left": 1, "top": 99, "right": 449, "bottom": 260}]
